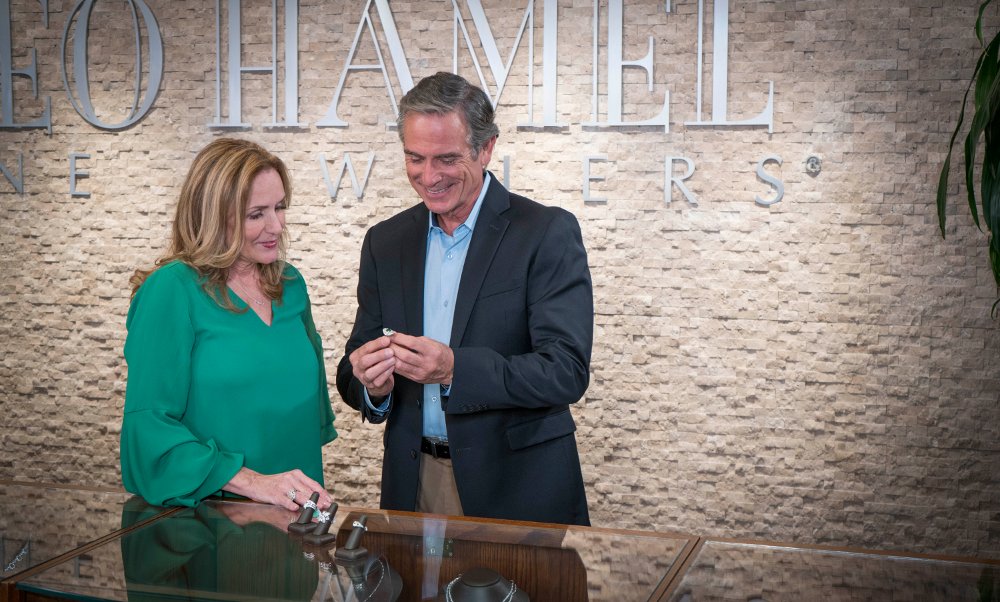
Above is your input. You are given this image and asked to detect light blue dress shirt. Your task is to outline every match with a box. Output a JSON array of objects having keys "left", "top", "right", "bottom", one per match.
[
  {"left": 364, "top": 174, "right": 491, "bottom": 442},
  {"left": 421, "top": 174, "right": 490, "bottom": 440}
]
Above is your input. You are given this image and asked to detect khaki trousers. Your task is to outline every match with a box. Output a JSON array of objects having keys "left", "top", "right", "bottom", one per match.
[{"left": 416, "top": 454, "right": 464, "bottom": 516}]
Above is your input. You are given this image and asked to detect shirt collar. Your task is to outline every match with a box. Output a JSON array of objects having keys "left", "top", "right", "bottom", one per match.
[{"left": 427, "top": 172, "right": 491, "bottom": 237}]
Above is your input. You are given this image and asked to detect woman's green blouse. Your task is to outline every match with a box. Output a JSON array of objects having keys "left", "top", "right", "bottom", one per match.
[{"left": 120, "top": 261, "right": 337, "bottom": 507}]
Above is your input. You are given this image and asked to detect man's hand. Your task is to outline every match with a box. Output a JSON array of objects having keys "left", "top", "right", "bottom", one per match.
[
  {"left": 349, "top": 335, "right": 396, "bottom": 397},
  {"left": 388, "top": 332, "right": 454, "bottom": 385}
]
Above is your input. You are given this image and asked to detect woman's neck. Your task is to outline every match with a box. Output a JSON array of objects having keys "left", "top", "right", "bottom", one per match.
[{"left": 228, "top": 261, "right": 257, "bottom": 283}]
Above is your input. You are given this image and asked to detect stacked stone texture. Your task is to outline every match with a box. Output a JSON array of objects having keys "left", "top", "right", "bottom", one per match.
[
  {"left": 1, "top": 0, "right": 997, "bottom": 559},
  {"left": 0, "top": 486, "right": 133, "bottom": 586},
  {"left": 668, "top": 541, "right": 996, "bottom": 601}
]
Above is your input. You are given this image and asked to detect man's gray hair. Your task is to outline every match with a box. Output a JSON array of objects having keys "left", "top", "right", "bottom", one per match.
[{"left": 396, "top": 72, "right": 499, "bottom": 157}]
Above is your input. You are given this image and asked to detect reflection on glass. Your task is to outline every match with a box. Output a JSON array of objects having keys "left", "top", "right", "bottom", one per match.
[
  {"left": 0, "top": 484, "right": 137, "bottom": 579},
  {"left": 332, "top": 511, "right": 586, "bottom": 601},
  {"left": 15, "top": 498, "right": 691, "bottom": 602},
  {"left": 667, "top": 541, "right": 1000, "bottom": 602},
  {"left": 2, "top": 535, "right": 31, "bottom": 577},
  {"left": 318, "top": 553, "right": 402, "bottom": 602},
  {"left": 120, "top": 498, "right": 319, "bottom": 601},
  {"left": 334, "top": 511, "right": 690, "bottom": 601}
]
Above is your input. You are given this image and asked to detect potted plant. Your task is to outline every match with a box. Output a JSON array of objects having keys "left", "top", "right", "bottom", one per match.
[{"left": 937, "top": 0, "right": 1000, "bottom": 315}]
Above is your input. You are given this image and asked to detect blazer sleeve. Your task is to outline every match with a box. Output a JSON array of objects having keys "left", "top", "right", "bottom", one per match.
[
  {"left": 451, "top": 209, "right": 594, "bottom": 410},
  {"left": 336, "top": 229, "right": 393, "bottom": 424},
  {"left": 120, "top": 268, "right": 244, "bottom": 507}
]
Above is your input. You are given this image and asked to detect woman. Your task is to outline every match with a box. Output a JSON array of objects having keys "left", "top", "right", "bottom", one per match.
[{"left": 120, "top": 138, "right": 336, "bottom": 511}]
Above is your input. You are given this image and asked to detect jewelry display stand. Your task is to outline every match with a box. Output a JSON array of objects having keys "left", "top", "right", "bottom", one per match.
[
  {"left": 441, "top": 567, "right": 529, "bottom": 602},
  {"left": 302, "top": 503, "right": 339, "bottom": 546},
  {"left": 334, "top": 514, "right": 369, "bottom": 561},
  {"left": 287, "top": 493, "right": 321, "bottom": 535}
]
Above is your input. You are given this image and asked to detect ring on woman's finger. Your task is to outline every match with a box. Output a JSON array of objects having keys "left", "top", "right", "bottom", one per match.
[{"left": 287, "top": 488, "right": 297, "bottom": 502}]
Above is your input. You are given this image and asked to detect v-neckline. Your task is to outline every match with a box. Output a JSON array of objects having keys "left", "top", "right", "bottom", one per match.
[{"left": 228, "top": 286, "right": 273, "bottom": 327}]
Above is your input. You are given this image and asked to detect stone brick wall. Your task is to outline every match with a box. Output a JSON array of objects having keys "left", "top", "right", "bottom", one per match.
[
  {"left": 668, "top": 540, "right": 996, "bottom": 601},
  {"left": 1, "top": 0, "right": 997, "bottom": 558}
]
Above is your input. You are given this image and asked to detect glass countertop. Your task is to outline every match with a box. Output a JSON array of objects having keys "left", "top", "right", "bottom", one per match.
[
  {"left": 0, "top": 482, "right": 155, "bottom": 582},
  {"left": 15, "top": 499, "right": 696, "bottom": 601},
  {"left": 664, "top": 539, "right": 1000, "bottom": 602},
  {"left": 11, "top": 494, "right": 999, "bottom": 602}
]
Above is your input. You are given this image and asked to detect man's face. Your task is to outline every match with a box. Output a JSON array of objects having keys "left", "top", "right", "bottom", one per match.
[{"left": 402, "top": 110, "right": 495, "bottom": 234}]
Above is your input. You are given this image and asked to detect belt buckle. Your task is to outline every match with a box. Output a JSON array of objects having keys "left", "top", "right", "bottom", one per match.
[{"left": 425, "top": 437, "right": 448, "bottom": 458}]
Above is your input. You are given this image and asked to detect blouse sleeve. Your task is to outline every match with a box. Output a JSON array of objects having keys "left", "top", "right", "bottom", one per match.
[
  {"left": 300, "top": 276, "right": 338, "bottom": 445},
  {"left": 120, "top": 267, "right": 243, "bottom": 507}
]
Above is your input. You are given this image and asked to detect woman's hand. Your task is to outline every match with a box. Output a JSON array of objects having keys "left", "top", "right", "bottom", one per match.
[
  {"left": 217, "top": 500, "right": 293, "bottom": 530},
  {"left": 223, "top": 467, "right": 334, "bottom": 512}
]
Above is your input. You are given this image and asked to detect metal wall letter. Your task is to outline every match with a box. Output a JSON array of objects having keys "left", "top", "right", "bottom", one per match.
[
  {"left": 453, "top": 0, "right": 533, "bottom": 112},
  {"left": 0, "top": 0, "right": 52, "bottom": 132},
  {"left": 536, "top": 0, "right": 561, "bottom": 127},
  {"left": 0, "top": 152, "right": 24, "bottom": 193},
  {"left": 318, "top": 153, "right": 375, "bottom": 200},
  {"left": 211, "top": 0, "right": 300, "bottom": 129},
  {"left": 583, "top": 155, "right": 608, "bottom": 204},
  {"left": 755, "top": 155, "right": 783, "bottom": 206},
  {"left": 686, "top": 0, "right": 773, "bottom": 133},
  {"left": 664, "top": 156, "right": 696, "bottom": 206},
  {"left": 272, "top": 0, "right": 302, "bottom": 128},
  {"left": 61, "top": 0, "right": 162, "bottom": 130},
  {"left": 69, "top": 152, "right": 90, "bottom": 198},
  {"left": 586, "top": 0, "right": 669, "bottom": 131},
  {"left": 317, "top": 0, "right": 412, "bottom": 128}
]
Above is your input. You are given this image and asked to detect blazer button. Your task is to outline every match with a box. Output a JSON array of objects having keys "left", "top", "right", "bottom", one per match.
[{"left": 410, "top": 450, "right": 417, "bottom": 459}]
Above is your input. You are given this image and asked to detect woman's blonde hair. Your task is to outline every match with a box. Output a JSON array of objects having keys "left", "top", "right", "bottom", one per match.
[{"left": 130, "top": 138, "right": 291, "bottom": 311}]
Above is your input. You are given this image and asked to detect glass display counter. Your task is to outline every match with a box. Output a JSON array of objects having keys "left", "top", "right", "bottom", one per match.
[
  {"left": 5, "top": 485, "right": 997, "bottom": 602},
  {"left": 0, "top": 481, "right": 173, "bottom": 601},
  {"left": 663, "top": 539, "right": 1000, "bottom": 602},
  {"left": 10, "top": 498, "right": 695, "bottom": 601}
]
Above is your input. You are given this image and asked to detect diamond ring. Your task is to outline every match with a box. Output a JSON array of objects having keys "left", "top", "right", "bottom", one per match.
[{"left": 287, "top": 489, "right": 297, "bottom": 502}]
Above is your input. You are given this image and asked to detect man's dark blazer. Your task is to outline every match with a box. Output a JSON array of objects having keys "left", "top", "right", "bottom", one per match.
[{"left": 336, "top": 173, "right": 593, "bottom": 526}]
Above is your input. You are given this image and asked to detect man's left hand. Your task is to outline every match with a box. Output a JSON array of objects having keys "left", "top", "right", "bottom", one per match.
[{"left": 388, "top": 332, "right": 454, "bottom": 385}]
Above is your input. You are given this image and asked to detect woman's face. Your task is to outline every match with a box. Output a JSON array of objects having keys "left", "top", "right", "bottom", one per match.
[{"left": 236, "top": 168, "right": 286, "bottom": 268}]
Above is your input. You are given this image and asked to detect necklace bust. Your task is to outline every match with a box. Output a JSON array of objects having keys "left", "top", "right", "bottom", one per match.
[{"left": 443, "top": 568, "right": 527, "bottom": 602}]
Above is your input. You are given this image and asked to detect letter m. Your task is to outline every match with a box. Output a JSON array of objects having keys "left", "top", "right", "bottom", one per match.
[{"left": 452, "top": 0, "right": 534, "bottom": 108}]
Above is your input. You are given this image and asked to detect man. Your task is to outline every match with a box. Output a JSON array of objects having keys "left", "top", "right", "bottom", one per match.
[{"left": 336, "top": 72, "right": 593, "bottom": 526}]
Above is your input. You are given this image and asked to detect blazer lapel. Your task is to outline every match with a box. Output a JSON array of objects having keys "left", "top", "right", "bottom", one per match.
[
  {"left": 451, "top": 175, "right": 510, "bottom": 346},
  {"left": 399, "top": 207, "right": 427, "bottom": 335}
]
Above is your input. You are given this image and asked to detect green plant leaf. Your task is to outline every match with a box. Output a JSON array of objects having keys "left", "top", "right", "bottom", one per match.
[
  {"left": 962, "top": 34, "right": 1000, "bottom": 231},
  {"left": 980, "top": 81, "right": 1000, "bottom": 230},
  {"left": 981, "top": 62, "right": 1000, "bottom": 292},
  {"left": 991, "top": 234, "right": 1000, "bottom": 285},
  {"left": 937, "top": 72, "right": 979, "bottom": 237},
  {"left": 936, "top": 18, "right": 998, "bottom": 237},
  {"left": 976, "top": 0, "right": 997, "bottom": 45},
  {"left": 937, "top": 3, "right": 1000, "bottom": 312}
]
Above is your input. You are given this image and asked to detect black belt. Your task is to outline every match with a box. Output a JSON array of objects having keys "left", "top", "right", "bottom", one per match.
[{"left": 421, "top": 437, "right": 450, "bottom": 459}]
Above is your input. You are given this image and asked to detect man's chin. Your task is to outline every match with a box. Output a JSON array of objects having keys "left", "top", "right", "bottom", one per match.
[{"left": 420, "top": 197, "right": 453, "bottom": 213}]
